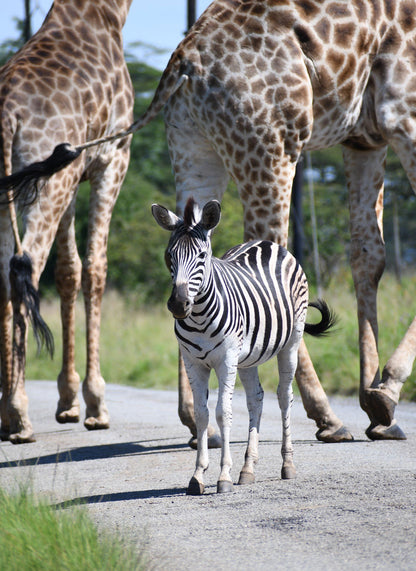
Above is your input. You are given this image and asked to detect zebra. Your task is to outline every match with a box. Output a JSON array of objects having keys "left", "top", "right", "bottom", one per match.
[{"left": 152, "top": 197, "right": 336, "bottom": 495}]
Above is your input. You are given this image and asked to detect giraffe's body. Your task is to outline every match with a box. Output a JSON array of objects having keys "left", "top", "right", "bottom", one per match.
[
  {"left": 0, "top": 0, "right": 133, "bottom": 442},
  {"left": 162, "top": 0, "right": 416, "bottom": 440},
  {"left": 2, "top": 0, "right": 415, "bottom": 441}
]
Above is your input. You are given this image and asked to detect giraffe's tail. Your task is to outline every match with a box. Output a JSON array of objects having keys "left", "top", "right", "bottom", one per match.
[
  {"left": 9, "top": 252, "right": 54, "bottom": 357},
  {"left": 0, "top": 143, "right": 83, "bottom": 204},
  {"left": 0, "top": 63, "right": 188, "bottom": 202}
]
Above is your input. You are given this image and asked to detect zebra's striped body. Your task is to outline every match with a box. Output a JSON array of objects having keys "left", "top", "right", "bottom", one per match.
[
  {"left": 174, "top": 240, "right": 309, "bottom": 371},
  {"left": 152, "top": 198, "right": 335, "bottom": 495}
]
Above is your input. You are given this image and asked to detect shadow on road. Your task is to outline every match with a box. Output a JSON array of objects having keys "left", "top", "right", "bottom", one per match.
[
  {"left": 0, "top": 438, "right": 190, "bottom": 468},
  {"left": 53, "top": 487, "right": 187, "bottom": 508}
]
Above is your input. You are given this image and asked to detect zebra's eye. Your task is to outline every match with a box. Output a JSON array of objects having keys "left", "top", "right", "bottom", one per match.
[{"left": 198, "top": 252, "right": 207, "bottom": 260}]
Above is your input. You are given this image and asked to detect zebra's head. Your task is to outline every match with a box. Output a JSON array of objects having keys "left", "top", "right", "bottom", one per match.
[{"left": 152, "top": 198, "right": 221, "bottom": 319}]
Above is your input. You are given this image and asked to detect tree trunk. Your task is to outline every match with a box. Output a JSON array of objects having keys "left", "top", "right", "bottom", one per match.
[{"left": 24, "top": 0, "right": 32, "bottom": 43}]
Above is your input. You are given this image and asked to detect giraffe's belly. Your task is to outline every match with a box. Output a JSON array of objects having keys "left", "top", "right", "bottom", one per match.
[{"left": 305, "top": 104, "right": 365, "bottom": 150}]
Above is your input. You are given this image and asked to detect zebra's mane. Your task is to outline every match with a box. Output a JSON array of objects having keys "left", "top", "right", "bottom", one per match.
[{"left": 183, "top": 197, "right": 202, "bottom": 230}]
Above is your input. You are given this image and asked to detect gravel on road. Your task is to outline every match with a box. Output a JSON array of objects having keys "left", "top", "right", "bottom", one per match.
[{"left": 1, "top": 381, "right": 415, "bottom": 570}]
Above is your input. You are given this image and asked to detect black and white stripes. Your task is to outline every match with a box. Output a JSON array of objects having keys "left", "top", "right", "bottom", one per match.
[
  {"left": 172, "top": 237, "right": 309, "bottom": 369},
  {"left": 152, "top": 198, "right": 335, "bottom": 495}
]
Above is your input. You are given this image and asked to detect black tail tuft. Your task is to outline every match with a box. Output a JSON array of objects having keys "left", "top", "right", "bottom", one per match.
[
  {"left": 9, "top": 253, "right": 54, "bottom": 357},
  {"left": 0, "top": 143, "right": 82, "bottom": 205},
  {"left": 304, "top": 299, "right": 338, "bottom": 337}
]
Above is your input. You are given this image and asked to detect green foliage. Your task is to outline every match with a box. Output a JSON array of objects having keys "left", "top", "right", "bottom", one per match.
[
  {"left": 297, "top": 148, "right": 350, "bottom": 285},
  {"left": 0, "top": 487, "right": 145, "bottom": 571},
  {"left": 28, "top": 273, "right": 416, "bottom": 401}
]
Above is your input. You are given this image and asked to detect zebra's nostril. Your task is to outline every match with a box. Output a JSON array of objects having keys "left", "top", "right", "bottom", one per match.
[{"left": 167, "top": 293, "right": 192, "bottom": 318}]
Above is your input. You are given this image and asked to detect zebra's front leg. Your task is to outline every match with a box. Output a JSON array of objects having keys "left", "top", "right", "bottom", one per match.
[
  {"left": 277, "top": 332, "right": 303, "bottom": 480},
  {"left": 215, "top": 362, "right": 238, "bottom": 493},
  {"left": 238, "top": 367, "right": 264, "bottom": 485},
  {"left": 178, "top": 351, "right": 222, "bottom": 450},
  {"left": 184, "top": 360, "right": 211, "bottom": 495}
]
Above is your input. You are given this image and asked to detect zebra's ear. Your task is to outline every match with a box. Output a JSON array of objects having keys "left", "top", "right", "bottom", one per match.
[
  {"left": 201, "top": 200, "right": 221, "bottom": 231},
  {"left": 151, "top": 204, "right": 180, "bottom": 231}
]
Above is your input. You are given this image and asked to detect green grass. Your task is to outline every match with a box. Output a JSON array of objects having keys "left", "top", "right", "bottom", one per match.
[
  {"left": 27, "top": 272, "right": 416, "bottom": 400},
  {"left": 0, "top": 486, "right": 145, "bottom": 571}
]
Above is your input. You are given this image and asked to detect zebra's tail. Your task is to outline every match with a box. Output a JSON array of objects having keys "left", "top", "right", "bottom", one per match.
[
  {"left": 9, "top": 253, "right": 54, "bottom": 357},
  {"left": 304, "top": 299, "right": 338, "bottom": 337}
]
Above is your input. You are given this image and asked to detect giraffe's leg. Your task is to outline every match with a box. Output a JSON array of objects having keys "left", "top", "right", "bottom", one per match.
[
  {"left": 4, "top": 170, "right": 80, "bottom": 443},
  {"left": 295, "top": 340, "right": 353, "bottom": 441},
  {"left": 238, "top": 155, "right": 352, "bottom": 443},
  {"left": 0, "top": 210, "right": 22, "bottom": 441},
  {"left": 356, "top": 129, "right": 416, "bottom": 437},
  {"left": 81, "top": 147, "right": 130, "bottom": 430},
  {"left": 343, "top": 145, "right": 405, "bottom": 439},
  {"left": 165, "top": 109, "right": 229, "bottom": 448},
  {"left": 238, "top": 367, "right": 264, "bottom": 485},
  {"left": 54, "top": 195, "right": 82, "bottom": 424},
  {"left": 375, "top": 316, "right": 416, "bottom": 424}
]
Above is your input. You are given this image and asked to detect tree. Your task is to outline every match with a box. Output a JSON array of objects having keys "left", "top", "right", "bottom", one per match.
[{"left": 0, "top": 1, "right": 32, "bottom": 65}]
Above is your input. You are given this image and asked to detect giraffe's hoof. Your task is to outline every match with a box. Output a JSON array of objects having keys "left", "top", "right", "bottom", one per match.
[
  {"left": 84, "top": 416, "right": 110, "bottom": 430},
  {"left": 217, "top": 480, "right": 234, "bottom": 493},
  {"left": 366, "top": 421, "right": 406, "bottom": 441},
  {"left": 316, "top": 424, "right": 354, "bottom": 443},
  {"left": 364, "top": 389, "right": 396, "bottom": 427},
  {"left": 188, "top": 433, "right": 222, "bottom": 450},
  {"left": 208, "top": 433, "right": 222, "bottom": 448},
  {"left": 9, "top": 429, "right": 36, "bottom": 444},
  {"left": 186, "top": 477, "right": 205, "bottom": 495},
  {"left": 238, "top": 471, "right": 255, "bottom": 485},
  {"left": 281, "top": 465, "right": 296, "bottom": 480},
  {"left": 56, "top": 406, "right": 80, "bottom": 424}
]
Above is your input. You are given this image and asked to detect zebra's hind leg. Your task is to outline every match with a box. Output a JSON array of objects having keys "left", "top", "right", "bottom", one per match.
[
  {"left": 237, "top": 367, "right": 264, "bottom": 485},
  {"left": 185, "top": 360, "right": 211, "bottom": 495},
  {"left": 277, "top": 329, "right": 303, "bottom": 480}
]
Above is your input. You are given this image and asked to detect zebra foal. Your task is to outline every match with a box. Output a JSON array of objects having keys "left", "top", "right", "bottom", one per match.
[{"left": 152, "top": 198, "right": 336, "bottom": 495}]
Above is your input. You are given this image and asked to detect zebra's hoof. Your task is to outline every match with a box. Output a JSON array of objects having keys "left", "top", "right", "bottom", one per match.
[
  {"left": 186, "top": 477, "right": 205, "bottom": 495},
  {"left": 281, "top": 466, "right": 296, "bottom": 480},
  {"left": 238, "top": 471, "right": 255, "bottom": 485},
  {"left": 366, "top": 421, "right": 406, "bottom": 441},
  {"left": 217, "top": 480, "right": 234, "bottom": 493}
]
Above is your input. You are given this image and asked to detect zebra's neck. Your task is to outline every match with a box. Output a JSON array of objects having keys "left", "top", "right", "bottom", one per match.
[{"left": 191, "top": 262, "right": 221, "bottom": 320}]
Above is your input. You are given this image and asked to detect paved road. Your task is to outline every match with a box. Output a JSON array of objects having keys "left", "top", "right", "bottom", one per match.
[{"left": 0, "top": 381, "right": 415, "bottom": 570}]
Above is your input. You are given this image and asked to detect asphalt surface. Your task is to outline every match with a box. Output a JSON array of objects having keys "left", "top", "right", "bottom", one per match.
[{"left": 0, "top": 380, "right": 415, "bottom": 570}]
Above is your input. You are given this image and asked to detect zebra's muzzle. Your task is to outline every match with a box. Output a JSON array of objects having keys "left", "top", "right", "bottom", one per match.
[{"left": 167, "top": 284, "right": 192, "bottom": 319}]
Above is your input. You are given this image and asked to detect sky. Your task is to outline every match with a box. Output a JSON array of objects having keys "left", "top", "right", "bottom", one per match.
[{"left": 0, "top": 1, "right": 213, "bottom": 70}]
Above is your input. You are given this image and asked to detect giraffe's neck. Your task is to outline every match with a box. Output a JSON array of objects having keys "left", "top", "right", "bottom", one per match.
[{"left": 44, "top": 0, "right": 133, "bottom": 32}]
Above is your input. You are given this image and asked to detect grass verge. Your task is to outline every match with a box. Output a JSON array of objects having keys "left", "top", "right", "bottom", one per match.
[{"left": 0, "top": 486, "right": 145, "bottom": 571}]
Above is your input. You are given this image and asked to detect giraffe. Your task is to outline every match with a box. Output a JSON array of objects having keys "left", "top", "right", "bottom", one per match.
[
  {"left": 2, "top": 0, "right": 415, "bottom": 441},
  {"left": 0, "top": 0, "right": 134, "bottom": 443}
]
